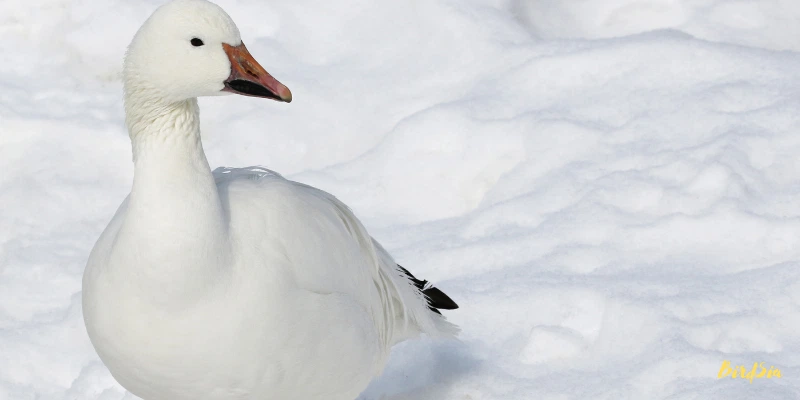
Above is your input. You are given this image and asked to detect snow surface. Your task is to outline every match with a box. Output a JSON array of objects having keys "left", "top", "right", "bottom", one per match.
[{"left": 2, "top": 0, "right": 800, "bottom": 398}]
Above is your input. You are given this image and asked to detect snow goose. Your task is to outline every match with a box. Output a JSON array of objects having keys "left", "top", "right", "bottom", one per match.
[{"left": 81, "top": 0, "right": 458, "bottom": 399}]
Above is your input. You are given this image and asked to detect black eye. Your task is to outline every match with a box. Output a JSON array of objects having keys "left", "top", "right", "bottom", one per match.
[{"left": 191, "top": 38, "right": 204, "bottom": 47}]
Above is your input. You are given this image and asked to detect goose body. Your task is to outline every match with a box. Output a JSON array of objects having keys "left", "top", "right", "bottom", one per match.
[{"left": 81, "top": 1, "right": 457, "bottom": 399}]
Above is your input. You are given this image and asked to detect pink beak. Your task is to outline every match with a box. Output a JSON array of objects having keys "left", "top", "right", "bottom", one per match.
[{"left": 222, "top": 42, "right": 292, "bottom": 103}]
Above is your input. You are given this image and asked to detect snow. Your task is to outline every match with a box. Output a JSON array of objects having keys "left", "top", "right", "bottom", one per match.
[{"left": 2, "top": 0, "right": 800, "bottom": 398}]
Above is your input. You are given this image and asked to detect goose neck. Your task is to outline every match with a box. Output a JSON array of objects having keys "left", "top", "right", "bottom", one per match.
[{"left": 118, "top": 91, "right": 230, "bottom": 303}]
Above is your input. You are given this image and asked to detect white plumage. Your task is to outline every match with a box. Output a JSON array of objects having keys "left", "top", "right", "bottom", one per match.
[{"left": 81, "top": 1, "right": 458, "bottom": 399}]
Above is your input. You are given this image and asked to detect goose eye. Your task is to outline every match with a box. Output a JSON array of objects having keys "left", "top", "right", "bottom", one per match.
[{"left": 191, "top": 38, "right": 204, "bottom": 47}]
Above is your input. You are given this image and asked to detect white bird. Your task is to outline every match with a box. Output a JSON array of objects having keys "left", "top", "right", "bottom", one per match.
[{"left": 81, "top": 1, "right": 459, "bottom": 399}]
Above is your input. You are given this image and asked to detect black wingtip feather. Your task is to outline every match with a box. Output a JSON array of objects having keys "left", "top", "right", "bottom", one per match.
[
  {"left": 422, "top": 286, "right": 459, "bottom": 310},
  {"left": 397, "top": 264, "right": 459, "bottom": 314}
]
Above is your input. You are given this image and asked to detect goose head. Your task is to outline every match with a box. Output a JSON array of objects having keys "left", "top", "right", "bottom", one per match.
[{"left": 123, "top": 0, "right": 291, "bottom": 104}]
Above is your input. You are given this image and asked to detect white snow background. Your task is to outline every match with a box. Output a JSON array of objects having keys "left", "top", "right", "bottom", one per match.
[{"left": 2, "top": 0, "right": 800, "bottom": 398}]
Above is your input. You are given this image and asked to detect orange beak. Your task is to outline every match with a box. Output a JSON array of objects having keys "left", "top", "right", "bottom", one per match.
[{"left": 222, "top": 42, "right": 292, "bottom": 103}]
